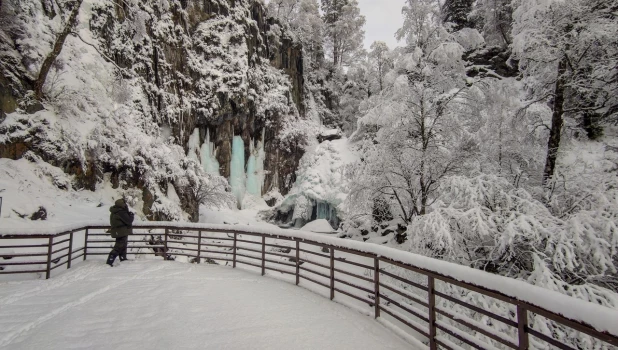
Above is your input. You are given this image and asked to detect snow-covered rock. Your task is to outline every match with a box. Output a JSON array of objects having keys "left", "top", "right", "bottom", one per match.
[{"left": 301, "top": 219, "right": 336, "bottom": 233}]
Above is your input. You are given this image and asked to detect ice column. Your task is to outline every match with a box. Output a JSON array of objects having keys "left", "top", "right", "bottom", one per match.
[
  {"left": 187, "top": 128, "right": 201, "bottom": 163},
  {"left": 246, "top": 129, "right": 265, "bottom": 196},
  {"left": 200, "top": 128, "right": 220, "bottom": 175},
  {"left": 230, "top": 136, "right": 246, "bottom": 208},
  {"left": 316, "top": 201, "right": 331, "bottom": 221},
  {"left": 316, "top": 201, "right": 339, "bottom": 228}
]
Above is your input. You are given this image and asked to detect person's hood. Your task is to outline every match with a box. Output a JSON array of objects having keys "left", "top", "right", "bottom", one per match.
[
  {"left": 110, "top": 199, "right": 127, "bottom": 213},
  {"left": 110, "top": 206, "right": 125, "bottom": 214}
]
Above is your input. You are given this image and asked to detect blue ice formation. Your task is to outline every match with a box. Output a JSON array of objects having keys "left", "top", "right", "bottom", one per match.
[
  {"left": 246, "top": 129, "right": 266, "bottom": 197},
  {"left": 200, "top": 128, "right": 220, "bottom": 175},
  {"left": 230, "top": 136, "right": 246, "bottom": 208}
]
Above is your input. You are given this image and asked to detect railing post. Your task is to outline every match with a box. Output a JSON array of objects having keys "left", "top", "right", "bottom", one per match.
[
  {"left": 196, "top": 230, "right": 202, "bottom": 264},
  {"left": 374, "top": 257, "right": 380, "bottom": 319},
  {"left": 233, "top": 233, "right": 237, "bottom": 268},
  {"left": 428, "top": 276, "right": 437, "bottom": 350},
  {"left": 83, "top": 228, "right": 89, "bottom": 261},
  {"left": 46, "top": 236, "right": 53, "bottom": 279},
  {"left": 517, "top": 305, "right": 529, "bottom": 350},
  {"left": 330, "top": 247, "right": 335, "bottom": 300},
  {"left": 164, "top": 228, "right": 169, "bottom": 260},
  {"left": 261, "top": 236, "right": 266, "bottom": 276},
  {"left": 67, "top": 231, "right": 73, "bottom": 269},
  {"left": 295, "top": 240, "right": 300, "bottom": 285}
]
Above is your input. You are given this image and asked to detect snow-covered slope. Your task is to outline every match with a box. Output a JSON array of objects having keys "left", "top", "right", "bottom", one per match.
[{"left": 0, "top": 157, "right": 126, "bottom": 228}]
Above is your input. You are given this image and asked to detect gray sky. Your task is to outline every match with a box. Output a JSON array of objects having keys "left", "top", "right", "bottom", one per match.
[{"left": 357, "top": 0, "right": 407, "bottom": 50}]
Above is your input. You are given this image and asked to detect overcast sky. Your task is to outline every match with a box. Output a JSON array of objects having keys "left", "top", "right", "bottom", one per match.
[
  {"left": 357, "top": 0, "right": 407, "bottom": 50},
  {"left": 264, "top": 0, "right": 407, "bottom": 51}
]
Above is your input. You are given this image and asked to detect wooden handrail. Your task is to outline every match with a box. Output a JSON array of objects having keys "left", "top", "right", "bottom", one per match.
[{"left": 1, "top": 224, "right": 618, "bottom": 349}]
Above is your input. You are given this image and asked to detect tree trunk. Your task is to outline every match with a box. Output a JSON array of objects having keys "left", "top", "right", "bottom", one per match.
[
  {"left": 419, "top": 96, "right": 428, "bottom": 215},
  {"left": 34, "top": 0, "right": 84, "bottom": 101},
  {"left": 542, "top": 57, "right": 567, "bottom": 186},
  {"left": 333, "top": 33, "right": 338, "bottom": 66}
]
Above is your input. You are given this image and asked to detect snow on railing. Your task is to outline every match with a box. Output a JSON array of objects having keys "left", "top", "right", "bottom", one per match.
[{"left": 1, "top": 222, "right": 618, "bottom": 350}]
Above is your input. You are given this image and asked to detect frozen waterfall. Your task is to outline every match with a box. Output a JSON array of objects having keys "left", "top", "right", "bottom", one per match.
[{"left": 187, "top": 128, "right": 267, "bottom": 209}]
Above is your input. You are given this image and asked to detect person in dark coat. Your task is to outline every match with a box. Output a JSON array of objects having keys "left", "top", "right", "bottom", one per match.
[{"left": 107, "top": 198, "right": 134, "bottom": 266}]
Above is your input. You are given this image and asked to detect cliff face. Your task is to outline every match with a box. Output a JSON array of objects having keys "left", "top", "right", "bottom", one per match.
[
  {"left": 92, "top": 0, "right": 306, "bottom": 195},
  {"left": 0, "top": 0, "right": 308, "bottom": 221}
]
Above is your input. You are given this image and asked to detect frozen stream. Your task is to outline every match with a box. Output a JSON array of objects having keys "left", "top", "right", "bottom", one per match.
[{"left": 0, "top": 260, "right": 411, "bottom": 350}]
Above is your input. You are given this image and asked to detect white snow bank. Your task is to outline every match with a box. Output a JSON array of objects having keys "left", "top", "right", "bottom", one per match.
[
  {"left": 1, "top": 221, "right": 618, "bottom": 338},
  {"left": 0, "top": 261, "right": 410, "bottom": 349},
  {"left": 302, "top": 219, "right": 336, "bottom": 233}
]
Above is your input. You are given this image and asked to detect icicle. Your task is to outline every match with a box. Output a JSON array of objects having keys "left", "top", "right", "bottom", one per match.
[
  {"left": 246, "top": 129, "right": 266, "bottom": 196},
  {"left": 257, "top": 128, "right": 266, "bottom": 194},
  {"left": 315, "top": 201, "right": 339, "bottom": 229},
  {"left": 246, "top": 139, "right": 259, "bottom": 196},
  {"left": 230, "top": 136, "right": 246, "bottom": 209},
  {"left": 187, "top": 128, "right": 201, "bottom": 163},
  {"left": 200, "top": 128, "right": 220, "bottom": 175}
]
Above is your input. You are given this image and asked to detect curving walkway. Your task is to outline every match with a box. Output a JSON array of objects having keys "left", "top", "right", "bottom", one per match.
[{"left": 0, "top": 260, "right": 411, "bottom": 350}]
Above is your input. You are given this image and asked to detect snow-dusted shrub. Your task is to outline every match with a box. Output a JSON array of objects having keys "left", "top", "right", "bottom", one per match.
[
  {"left": 403, "top": 173, "right": 618, "bottom": 349},
  {"left": 179, "top": 170, "right": 236, "bottom": 210}
]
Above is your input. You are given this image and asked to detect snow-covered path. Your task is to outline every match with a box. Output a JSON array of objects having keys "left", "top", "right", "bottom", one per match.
[{"left": 0, "top": 261, "right": 411, "bottom": 350}]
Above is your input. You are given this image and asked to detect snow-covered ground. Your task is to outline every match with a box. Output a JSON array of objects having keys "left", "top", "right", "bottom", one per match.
[{"left": 0, "top": 260, "right": 411, "bottom": 350}]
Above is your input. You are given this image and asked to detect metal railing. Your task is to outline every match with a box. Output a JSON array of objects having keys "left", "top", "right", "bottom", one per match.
[{"left": 1, "top": 224, "right": 617, "bottom": 350}]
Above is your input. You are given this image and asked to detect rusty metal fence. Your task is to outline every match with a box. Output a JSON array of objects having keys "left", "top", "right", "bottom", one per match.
[{"left": 1, "top": 224, "right": 617, "bottom": 350}]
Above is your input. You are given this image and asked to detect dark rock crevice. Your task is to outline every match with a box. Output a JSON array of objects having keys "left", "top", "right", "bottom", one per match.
[{"left": 463, "top": 45, "right": 519, "bottom": 79}]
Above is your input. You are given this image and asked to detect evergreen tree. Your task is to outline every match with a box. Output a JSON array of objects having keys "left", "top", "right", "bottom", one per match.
[
  {"left": 442, "top": 0, "right": 474, "bottom": 31},
  {"left": 471, "top": 0, "right": 513, "bottom": 46},
  {"left": 367, "top": 41, "right": 392, "bottom": 92},
  {"left": 511, "top": 0, "right": 618, "bottom": 185},
  {"left": 321, "top": 0, "right": 366, "bottom": 67}
]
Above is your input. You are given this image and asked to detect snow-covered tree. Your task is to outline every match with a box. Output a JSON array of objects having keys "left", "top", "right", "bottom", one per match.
[
  {"left": 350, "top": 0, "right": 474, "bottom": 223},
  {"left": 267, "top": 0, "right": 325, "bottom": 65},
  {"left": 470, "top": 0, "right": 513, "bottom": 46},
  {"left": 511, "top": 0, "right": 618, "bottom": 185},
  {"left": 339, "top": 61, "right": 371, "bottom": 133},
  {"left": 321, "top": 0, "right": 366, "bottom": 67},
  {"left": 406, "top": 173, "right": 618, "bottom": 349},
  {"left": 442, "top": 0, "right": 474, "bottom": 32},
  {"left": 367, "top": 41, "right": 392, "bottom": 92},
  {"left": 34, "top": 0, "right": 84, "bottom": 101}
]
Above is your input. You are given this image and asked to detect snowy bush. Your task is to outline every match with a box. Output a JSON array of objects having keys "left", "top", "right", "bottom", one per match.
[{"left": 403, "top": 173, "right": 618, "bottom": 349}]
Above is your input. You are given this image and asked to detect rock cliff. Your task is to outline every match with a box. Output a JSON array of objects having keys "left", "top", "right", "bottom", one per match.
[{"left": 0, "top": 0, "right": 309, "bottom": 221}]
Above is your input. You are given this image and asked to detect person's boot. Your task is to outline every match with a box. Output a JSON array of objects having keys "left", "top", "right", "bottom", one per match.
[
  {"left": 106, "top": 252, "right": 118, "bottom": 267},
  {"left": 119, "top": 248, "right": 128, "bottom": 261}
]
